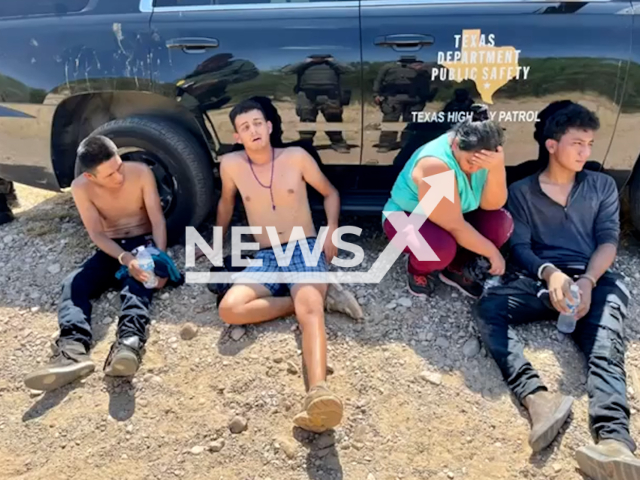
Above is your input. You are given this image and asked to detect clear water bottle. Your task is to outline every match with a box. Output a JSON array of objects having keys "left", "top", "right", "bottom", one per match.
[
  {"left": 557, "top": 284, "right": 581, "bottom": 333},
  {"left": 484, "top": 275, "right": 502, "bottom": 291},
  {"left": 136, "top": 246, "right": 158, "bottom": 289}
]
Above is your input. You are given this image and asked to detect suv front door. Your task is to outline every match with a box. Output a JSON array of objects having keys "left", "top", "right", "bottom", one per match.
[
  {"left": 147, "top": 0, "right": 362, "bottom": 191},
  {"left": 360, "top": 0, "right": 631, "bottom": 192}
]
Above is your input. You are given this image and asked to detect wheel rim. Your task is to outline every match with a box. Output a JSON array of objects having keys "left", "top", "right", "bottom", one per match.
[{"left": 117, "top": 147, "right": 176, "bottom": 216}]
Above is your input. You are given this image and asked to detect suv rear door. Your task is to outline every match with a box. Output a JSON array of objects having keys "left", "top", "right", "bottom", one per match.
[
  {"left": 147, "top": 0, "right": 362, "bottom": 191},
  {"left": 359, "top": 0, "right": 632, "bottom": 192}
]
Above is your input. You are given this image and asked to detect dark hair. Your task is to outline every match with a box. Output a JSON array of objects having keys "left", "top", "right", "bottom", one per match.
[
  {"left": 451, "top": 104, "right": 504, "bottom": 152},
  {"left": 543, "top": 103, "right": 600, "bottom": 142},
  {"left": 229, "top": 99, "right": 267, "bottom": 130},
  {"left": 76, "top": 135, "right": 118, "bottom": 174}
]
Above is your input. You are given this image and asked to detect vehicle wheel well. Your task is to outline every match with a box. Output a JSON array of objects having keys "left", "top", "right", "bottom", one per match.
[{"left": 51, "top": 91, "right": 215, "bottom": 188}]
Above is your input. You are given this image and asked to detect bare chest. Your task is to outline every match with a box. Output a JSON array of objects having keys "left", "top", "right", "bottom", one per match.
[
  {"left": 234, "top": 165, "right": 306, "bottom": 209},
  {"left": 90, "top": 185, "right": 145, "bottom": 221}
]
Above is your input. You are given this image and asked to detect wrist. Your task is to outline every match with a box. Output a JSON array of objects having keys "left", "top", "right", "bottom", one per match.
[
  {"left": 579, "top": 273, "right": 597, "bottom": 289},
  {"left": 119, "top": 252, "right": 134, "bottom": 267},
  {"left": 540, "top": 264, "right": 559, "bottom": 283}
]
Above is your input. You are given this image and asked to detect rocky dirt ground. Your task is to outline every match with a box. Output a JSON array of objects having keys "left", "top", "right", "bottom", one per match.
[{"left": 2, "top": 184, "right": 640, "bottom": 480}]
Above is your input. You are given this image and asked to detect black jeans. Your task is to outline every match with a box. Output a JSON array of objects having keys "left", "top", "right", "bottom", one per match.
[
  {"left": 474, "top": 268, "right": 635, "bottom": 451},
  {"left": 57, "top": 235, "right": 158, "bottom": 351}
]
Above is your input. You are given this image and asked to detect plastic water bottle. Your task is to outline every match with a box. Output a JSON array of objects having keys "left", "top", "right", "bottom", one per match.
[
  {"left": 484, "top": 275, "right": 502, "bottom": 291},
  {"left": 557, "top": 284, "right": 581, "bottom": 333},
  {"left": 136, "top": 246, "right": 158, "bottom": 289}
]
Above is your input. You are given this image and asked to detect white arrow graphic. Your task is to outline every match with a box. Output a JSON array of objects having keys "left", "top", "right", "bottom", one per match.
[{"left": 186, "top": 170, "right": 455, "bottom": 284}]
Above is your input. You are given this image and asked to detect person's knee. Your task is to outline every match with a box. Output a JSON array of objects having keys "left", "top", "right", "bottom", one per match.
[
  {"left": 486, "top": 209, "right": 514, "bottom": 247},
  {"left": 217, "top": 291, "right": 249, "bottom": 325},
  {"left": 292, "top": 286, "right": 325, "bottom": 326}
]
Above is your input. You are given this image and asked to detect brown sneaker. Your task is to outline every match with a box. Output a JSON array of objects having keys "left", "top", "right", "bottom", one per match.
[
  {"left": 326, "top": 282, "right": 364, "bottom": 321},
  {"left": 293, "top": 382, "right": 344, "bottom": 433},
  {"left": 24, "top": 340, "right": 95, "bottom": 391},
  {"left": 523, "top": 390, "right": 574, "bottom": 452},
  {"left": 577, "top": 439, "right": 640, "bottom": 480}
]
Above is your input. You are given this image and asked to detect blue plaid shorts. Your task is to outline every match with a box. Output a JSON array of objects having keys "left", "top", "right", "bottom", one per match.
[{"left": 232, "top": 237, "right": 328, "bottom": 296}]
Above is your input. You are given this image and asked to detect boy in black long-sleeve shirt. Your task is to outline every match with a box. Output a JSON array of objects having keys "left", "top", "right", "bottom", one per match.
[{"left": 475, "top": 102, "right": 640, "bottom": 480}]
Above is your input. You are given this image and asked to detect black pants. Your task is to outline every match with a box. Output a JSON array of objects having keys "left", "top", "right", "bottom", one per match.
[
  {"left": 474, "top": 268, "right": 635, "bottom": 451},
  {"left": 57, "top": 235, "right": 157, "bottom": 351}
]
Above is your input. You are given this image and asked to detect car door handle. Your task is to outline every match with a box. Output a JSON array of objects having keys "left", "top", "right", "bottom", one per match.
[
  {"left": 374, "top": 34, "right": 434, "bottom": 51},
  {"left": 166, "top": 37, "right": 219, "bottom": 53}
]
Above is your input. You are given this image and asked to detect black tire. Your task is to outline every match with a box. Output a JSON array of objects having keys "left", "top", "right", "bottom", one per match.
[
  {"left": 629, "top": 162, "right": 640, "bottom": 234},
  {"left": 78, "top": 116, "right": 216, "bottom": 245}
]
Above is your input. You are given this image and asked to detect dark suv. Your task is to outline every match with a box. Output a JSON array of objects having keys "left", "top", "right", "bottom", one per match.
[{"left": 2, "top": 0, "right": 640, "bottom": 242}]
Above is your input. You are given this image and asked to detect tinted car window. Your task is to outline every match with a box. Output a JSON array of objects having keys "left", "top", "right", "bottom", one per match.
[
  {"left": 0, "top": 0, "right": 90, "bottom": 18},
  {"left": 154, "top": 0, "right": 348, "bottom": 6}
]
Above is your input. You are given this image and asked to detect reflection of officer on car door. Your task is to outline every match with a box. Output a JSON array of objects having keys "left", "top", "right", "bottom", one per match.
[
  {"left": 0, "top": 178, "right": 17, "bottom": 226},
  {"left": 283, "top": 54, "right": 352, "bottom": 154},
  {"left": 374, "top": 56, "right": 434, "bottom": 153}
]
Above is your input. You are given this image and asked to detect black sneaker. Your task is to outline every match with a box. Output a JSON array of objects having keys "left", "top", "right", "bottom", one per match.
[
  {"left": 439, "top": 267, "right": 484, "bottom": 299},
  {"left": 24, "top": 339, "right": 95, "bottom": 391},
  {"left": 407, "top": 271, "right": 435, "bottom": 297},
  {"left": 104, "top": 337, "right": 143, "bottom": 377}
]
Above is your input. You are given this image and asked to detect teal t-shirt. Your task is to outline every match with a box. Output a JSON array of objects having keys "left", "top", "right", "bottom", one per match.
[{"left": 382, "top": 132, "right": 488, "bottom": 222}]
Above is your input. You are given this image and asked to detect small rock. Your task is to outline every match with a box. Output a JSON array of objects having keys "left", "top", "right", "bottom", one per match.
[
  {"left": 229, "top": 416, "right": 248, "bottom": 434},
  {"left": 419, "top": 371, "right": 442, "bottom": 386},
  {"left": 397, "top": 297, "right": 412, "bottom": 308},
  {"left": 552, "top": 464, "right": 562, "bottom": 473},
  {"left": 273, "top": 356, "right": 284, "bottom": 364},
  {"left": 150, "top": 376, "right": 163, "bottom": 385},
  {"left": 286, "top": 361, "right": 298, "bottom": 375},
  {"left": 169, "top": 336, "right": 178, "bottom": 343},
  {"left": 180, "top": 323, "right": 198, "bottom": 341},
  {"left": 435, "top": 337, "right": 450, "bottom": 349},
  {"left": 275, "top": 437, "right": 297, "bottom": 459},
  {"left": 367, "top": 474, "right": 376, "bottom": 480},
  {"left": 326, "top": 364, "right": 335, "bottom": 375},
  {"left": 138, "top": 399, "right": 148, "bottom": 408},
  {"left": 316, "top": 447, "right": 332, "bottom": 458},
  {"left": 190, "top": 446, "right": 205, "bottom": 455},
  {"left": 209, "top": 439, "right": 225, "bottom": 452},
  {"left": 30, "top": 306, "right": 40, "bottom": 313},
  {"left": 427, "top": 332, "right": 434, "bottom": 341},
  {"left": 160, "top": 293, "right": 170, "bottom": 300},
  {"left": 47, "top": 264, "right": 61, "bottom": 275},
  {"left": 352, "top": 441, "right": 364, "bottom": 451},
  {"left": 462, "top": 338, "right": 480, "bottom": 357},
  {"left": 230, "top": 326, "right": 246, "bottom": 341},
  {"left": 315, "top": 432, "right": 335, "bottom": 450},
  {"left": 385, "top": 301, "right": 397, "bottom": 310},
  {"left": 447, "top": 473, "right": 455, "bottom": 479},
  {"left": 126, "top": 425, "right": 134, "bottom": 433},
  {"left": 3, "top": 235, "right": 13, "bottom": 244}
]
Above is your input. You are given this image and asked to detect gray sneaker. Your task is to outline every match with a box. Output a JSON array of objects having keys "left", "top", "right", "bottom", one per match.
[
  {"left": 103, "top": 337, "right": 143, "bottom": 377},
  {"left": 325, "top": 282, "right": 364, "bottom": 321},
  {"left": 577, "top": 439, "right": 640, "bottom": 480},
  {"left": 24, "top": 340, "right": 95, "bottom": 391}
]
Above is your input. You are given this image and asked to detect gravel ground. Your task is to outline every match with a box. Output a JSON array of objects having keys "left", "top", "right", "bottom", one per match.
[{"left": 2, "top": 184, "right": 640, "bottom": 480}]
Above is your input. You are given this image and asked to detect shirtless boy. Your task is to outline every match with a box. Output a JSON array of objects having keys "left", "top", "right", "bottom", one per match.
[
  {"left": 25, "top": 135, "right": 170, "bottom": 391},
  {"left": 216, "top": 99, "right": 353, "bottom": 433}
]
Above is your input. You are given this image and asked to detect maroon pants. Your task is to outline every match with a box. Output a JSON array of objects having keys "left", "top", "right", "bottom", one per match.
[{"left": 383, "top": 208, "right": 514, "bottom": 276}]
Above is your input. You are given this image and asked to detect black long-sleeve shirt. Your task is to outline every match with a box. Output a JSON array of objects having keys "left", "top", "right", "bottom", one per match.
[{"left": 506, "top": 169, "right": 620, "bottom": 278}]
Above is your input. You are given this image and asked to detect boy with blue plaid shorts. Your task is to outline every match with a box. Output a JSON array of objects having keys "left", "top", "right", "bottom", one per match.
[{"left": 214, "top": 99, "right": 360, "bottom": 434}]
